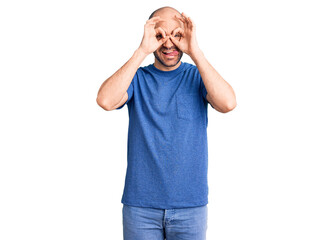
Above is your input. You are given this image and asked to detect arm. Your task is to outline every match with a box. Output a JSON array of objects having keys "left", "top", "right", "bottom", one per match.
[
  {"left": 96, "top": 16, "right": 168, "bottom": 111},
  {"left": 96, "top": 49, "right": 146, "bottom": 111},
  {"left": 171, "top": 13, "right": 237, "bottom": 113},
  {"left": 191, "top": 49, "right": 237, "bottom": 113}
]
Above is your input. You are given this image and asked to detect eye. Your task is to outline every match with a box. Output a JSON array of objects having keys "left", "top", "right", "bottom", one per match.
[
  {"left": 174, "top": 33, "right": 181, "bottom": 38},
  {"left": 156, "top": 34, "right": 163, "bottom": 39}
]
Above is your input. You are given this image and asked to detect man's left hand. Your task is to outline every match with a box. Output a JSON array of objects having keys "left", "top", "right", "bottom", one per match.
[{"left": 170, "top": 13, "right": 200, "bottom": 58}]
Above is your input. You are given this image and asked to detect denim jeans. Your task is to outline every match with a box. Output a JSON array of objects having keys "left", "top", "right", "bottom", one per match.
[{"left": 122, "top": 204, "right": 208, "bottom": 240}]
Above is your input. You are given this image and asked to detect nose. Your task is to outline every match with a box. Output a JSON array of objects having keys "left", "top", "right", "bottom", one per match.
[{"left": 162, "top": 36, "right": 174, "bottom": 48}]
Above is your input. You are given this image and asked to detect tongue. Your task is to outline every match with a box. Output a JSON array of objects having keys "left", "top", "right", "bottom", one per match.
[{"left": 165, "top": 51, "right": 178, "bottom": 56}]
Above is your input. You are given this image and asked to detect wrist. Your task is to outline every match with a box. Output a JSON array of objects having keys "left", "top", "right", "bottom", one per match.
[
  {"left": 189, "top": 47, "right": 203, "bottom": 61},
  {"left": 135, "top": 47, "right": 149, "bottom": 59},
  {"left": 137, "top": 46, "right": 150, "bottom": 57}
]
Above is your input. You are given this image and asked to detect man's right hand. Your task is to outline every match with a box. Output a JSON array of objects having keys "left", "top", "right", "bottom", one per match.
[
  {"left": 97, "top": 17, "right": 167, "bottom": 111},
  {"left": 139, "top": 16, "right": 168, "bottom": 55}
]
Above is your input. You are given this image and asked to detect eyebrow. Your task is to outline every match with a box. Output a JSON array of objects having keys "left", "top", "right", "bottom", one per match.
[{"left": 161, "top": 27, "right": 181, "bottom": 35}]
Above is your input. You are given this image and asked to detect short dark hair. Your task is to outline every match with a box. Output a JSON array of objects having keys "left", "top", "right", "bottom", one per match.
[
  {"left": 148, "top": 6, "right": 181, "bottom": 19},
  {"left": 148, "top": 9, "right": 158, "bottom": 19}
]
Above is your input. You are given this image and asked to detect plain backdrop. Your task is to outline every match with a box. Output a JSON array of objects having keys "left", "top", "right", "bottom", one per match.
[{"left": 1, "top": 0, "right": 332, "bottom": 239}]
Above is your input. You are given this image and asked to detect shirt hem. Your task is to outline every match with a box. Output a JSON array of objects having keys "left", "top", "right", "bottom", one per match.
[{"left": 121, "top": 199, "right": 208, "bottom": 210}]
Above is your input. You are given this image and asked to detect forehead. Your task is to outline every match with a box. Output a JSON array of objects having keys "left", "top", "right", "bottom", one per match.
[{"left": 154, "top": 10, "right": 183, "bottom": 33}]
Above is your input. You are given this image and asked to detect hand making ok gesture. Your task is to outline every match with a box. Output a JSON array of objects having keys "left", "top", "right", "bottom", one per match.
[
  {"left": 139, "top": 16, "right": 168, "bottom": 55},
  {"left": 170, "top": 13, "right": 200, "bottom": 58}
]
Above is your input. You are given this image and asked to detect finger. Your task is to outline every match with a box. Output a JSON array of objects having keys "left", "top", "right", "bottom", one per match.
[
  {"left": 172, "top": 27, "right": 184, "bottom": 37},
  {"left": 181, "top": 12, "right": 191, "bottom": 28},
  {"left": 176, "top": 17, "right": 187, "bottom": 29},
  {"left": 187, "top": 17, "right": 195, "bottom": 29},
  {"left": 146, "top": 16, "right": 160, "bottom": 23},
  {"left": 187, "top": 17, "right": 193, "bottom": 25},
  {"left": 170, "top": 36, "right": 180, "bottom": 47},
  {"left": 170, "top": 36, "right": 182, "bottom": 51},
  {"left": 181, "top": 13, "right": 195, "bottom": 31},
  {"left": 175, "top": 15, "right": 186, "bottom": 23},
  {"left": 181, "top": 12, "right": 190, "bottom": 19},
  {"left": 170, "top": 35, "right": 179, "bottom": 42},
  {"left": 182, "top": 13, "right": 193, "bottom": 25},
  {"left": 159, "top": 36, "right": 169, "bottom": 45},
  {"left": 147, "top": 16, "right": 166, "bottom": 25},
  {"left": 155, "top": 27, "right": 166, "bottom": 38},
  {"left": 146, "top": 20, "right": 166, "bottom": 28}
]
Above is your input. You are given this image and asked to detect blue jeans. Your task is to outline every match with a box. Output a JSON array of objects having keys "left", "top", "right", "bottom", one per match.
[{"left": 122, "top": 204, "right": 208, "bottom": 240}]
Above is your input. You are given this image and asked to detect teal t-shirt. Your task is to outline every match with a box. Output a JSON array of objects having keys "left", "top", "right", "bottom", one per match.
[{"left": 116, "top": 62, "right": 209, "bottom": 209}]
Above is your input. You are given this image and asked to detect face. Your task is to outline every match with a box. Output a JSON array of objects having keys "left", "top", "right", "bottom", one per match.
[{"left": 153, "top": 10, "right": 184, "bottom": 71}]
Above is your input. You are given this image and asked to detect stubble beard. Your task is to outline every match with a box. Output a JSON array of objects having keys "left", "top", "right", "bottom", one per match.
[{"left": 154, "top": 50, "right": 183, "bottom": 68}]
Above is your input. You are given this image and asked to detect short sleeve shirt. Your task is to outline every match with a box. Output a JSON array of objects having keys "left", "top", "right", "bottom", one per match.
[{"left": 116, "top": 62, "right": 209, "bottom": 209}]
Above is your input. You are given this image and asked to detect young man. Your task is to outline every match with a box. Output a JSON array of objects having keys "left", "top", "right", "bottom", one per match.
[{"left": 97, "top": 6, "right": 236, "bottom": 240}]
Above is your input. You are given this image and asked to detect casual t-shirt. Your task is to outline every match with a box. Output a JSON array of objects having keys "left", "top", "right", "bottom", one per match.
[{"left": 116, "top": 61, "right": 210, "bottom": 209}]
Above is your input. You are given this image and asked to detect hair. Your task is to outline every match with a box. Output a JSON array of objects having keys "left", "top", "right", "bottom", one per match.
[{"left": 148, "top": 6, "right": 181, "bottom": 19}]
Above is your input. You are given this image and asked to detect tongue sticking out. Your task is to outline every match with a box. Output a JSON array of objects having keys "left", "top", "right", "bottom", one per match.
[{"left": 164, "top": 51, "right": 179, "bottom": 56}]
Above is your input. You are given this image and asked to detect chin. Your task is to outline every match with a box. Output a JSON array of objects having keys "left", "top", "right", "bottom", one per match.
[{"left": 154, "top": 51, "right": 183, "bottom": 68}]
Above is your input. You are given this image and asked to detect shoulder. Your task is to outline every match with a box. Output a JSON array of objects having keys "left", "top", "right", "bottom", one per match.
[
  {"left": 182, "top": 62, "right": 201, "bottom": 79},
  {"left": 138, "top": 65, "right": 150, "bottom": 73},
  {"left": 182, "top": 62, "right": 197, "bottom": 71},
  {"left": 182, "top": 62, "right": 200, "bottom": 76},
  {"left": 132, "top": 65, "right": 153, "bottom": 79}
]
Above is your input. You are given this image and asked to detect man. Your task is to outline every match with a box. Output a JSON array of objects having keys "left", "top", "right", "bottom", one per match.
[{"left": 96, "top": 6, "right": 236, "bottom": 240}]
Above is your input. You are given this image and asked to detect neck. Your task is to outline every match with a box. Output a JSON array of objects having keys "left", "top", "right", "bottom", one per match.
[{"left": 153, "top": 59, "right": 181, "bottom": 71}]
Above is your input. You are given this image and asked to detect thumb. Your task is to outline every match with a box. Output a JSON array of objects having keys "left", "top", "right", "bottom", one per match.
[
  {"left": 158, "top": 36, "right": 168, "bottom": 45},
  {"left": 170, "top": 36, "right": 180, "bottom": 48}
]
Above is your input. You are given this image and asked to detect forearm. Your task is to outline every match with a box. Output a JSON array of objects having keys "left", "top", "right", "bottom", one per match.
[
  {"left": 190, "top": 49, "right": 237, "bottom": 112},
  {"left": 96, "top": 48, "right": 147, "bottom": 110}
]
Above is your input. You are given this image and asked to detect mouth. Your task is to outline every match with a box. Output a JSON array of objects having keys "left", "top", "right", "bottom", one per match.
[{"left": 162, "top": 50, "right": 179, "bottom": 57}]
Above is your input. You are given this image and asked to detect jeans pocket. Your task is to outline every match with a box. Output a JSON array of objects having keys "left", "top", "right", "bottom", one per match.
[{"left": 176, "top": 93, "right": 202, "bottom": 120}]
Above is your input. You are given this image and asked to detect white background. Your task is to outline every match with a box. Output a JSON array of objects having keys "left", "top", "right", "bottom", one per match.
[{"left": 1, "top": 0, "right": 332, "bottom": 239}]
